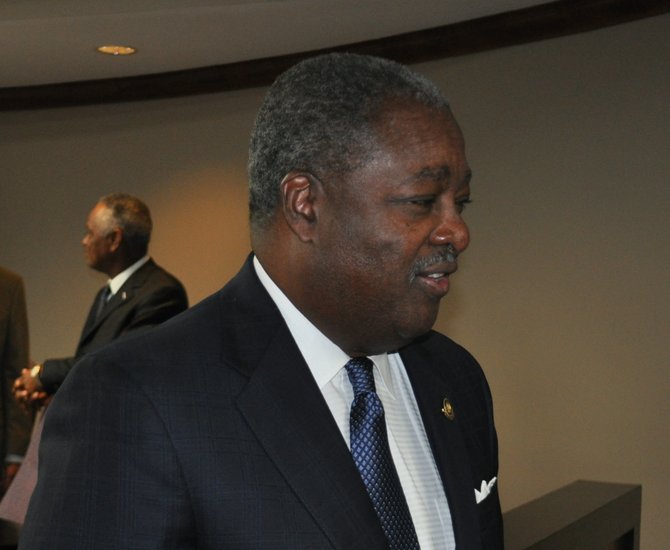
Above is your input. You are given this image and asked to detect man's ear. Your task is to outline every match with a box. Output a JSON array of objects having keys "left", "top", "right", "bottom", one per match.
[
  {"left": 280, "top": 171, "right": 322, "bottom": 243},
  {"left": 107, "top": 228, "right": 123, "bottom": 252}
]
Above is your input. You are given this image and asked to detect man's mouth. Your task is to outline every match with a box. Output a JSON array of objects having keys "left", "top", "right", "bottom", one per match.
[
  {"left": 418, "top": 263, "right": 457, "bottom": 279},
  {"left": 415, "top": 269, "right": 452, "bottom": 297},
  {"left": 411, "top": 248, "right": 459, "bottom": 296}
]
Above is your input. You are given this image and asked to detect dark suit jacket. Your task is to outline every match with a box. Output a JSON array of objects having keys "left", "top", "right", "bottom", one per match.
[
  {"left": 39, "top": 259, "right": 188, "bottom": 393},
  {"left": 0, "top": 268, "right": 32, "bottom": 461},
  {"left": 21, "top": 257, "right": 502, "bottom": 549}
]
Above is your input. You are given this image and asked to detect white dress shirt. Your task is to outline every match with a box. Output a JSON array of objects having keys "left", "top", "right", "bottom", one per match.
[
  {"left": 107, "top": 255, "right": 150, "bottom": 297},
  {"left": 253, "top": 256, "right": 455, "bottom": 549}
]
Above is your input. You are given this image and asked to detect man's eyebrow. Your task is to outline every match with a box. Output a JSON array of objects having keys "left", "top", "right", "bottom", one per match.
[
  {"left": 463, "top": 169, "right": 473, "bottom": 186},
  {"left": 417, "top": 166, "right": 451, "bottom": 181},
  {"left": 399, "top": 165, "right": 472, "bottom": 187},
  {"left": 396, "top": 166, "right": 450, "bottom": 187}
]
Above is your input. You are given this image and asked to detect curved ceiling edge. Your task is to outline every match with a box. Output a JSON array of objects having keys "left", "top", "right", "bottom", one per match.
[{"left": 1, "top": 0, "right": 667, "bottom": 111}]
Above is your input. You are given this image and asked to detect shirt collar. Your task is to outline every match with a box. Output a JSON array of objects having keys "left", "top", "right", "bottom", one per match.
[
  {"left": 253, "top": 255, "right": 396, "bottom": 398},
  {"left": 108, "top": 255, "right": 150, "bottom": 296}
]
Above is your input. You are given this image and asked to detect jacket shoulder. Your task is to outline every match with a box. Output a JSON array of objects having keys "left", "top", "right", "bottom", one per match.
[{"left": 408, "top": 330, "right": 481, "bottom": 371}]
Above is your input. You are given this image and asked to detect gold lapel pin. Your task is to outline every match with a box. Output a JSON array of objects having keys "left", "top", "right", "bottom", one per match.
[
  {"left": 441, "top": 398, "right": 455, "bottom": 420},
  {"left": 121, "top": 291, "right": 128, "bottom": 300}
]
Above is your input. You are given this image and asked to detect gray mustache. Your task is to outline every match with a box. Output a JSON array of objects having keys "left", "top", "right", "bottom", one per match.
[{"left": 412, "top": 245, "right": 458, "bottom": 275}]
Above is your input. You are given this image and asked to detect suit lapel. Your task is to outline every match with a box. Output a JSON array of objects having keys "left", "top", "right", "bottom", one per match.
[
  {"left": 401, "top": 343, "right": 482, "bottom": 549},
  {"left": 80, "top": 286, "right": 106, "bottom": 339},
  {"left": 226, "top": 259, "right": 387, "bottom": 550},
  {"left": 80, "top": 260, "right": 156, "bottom": 343}
]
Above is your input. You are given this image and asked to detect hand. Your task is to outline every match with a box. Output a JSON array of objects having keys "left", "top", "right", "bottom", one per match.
[
  {"left": 13, "top": 367, "right": 48, "bottom": 409},
  {"left": 2, "top": 463, "right": 20, "bottom": 493}
]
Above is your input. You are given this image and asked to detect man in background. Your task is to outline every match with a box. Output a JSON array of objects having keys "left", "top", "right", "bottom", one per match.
[
  {"left": 0, "top": 267, "right": 32, "bottom": 494},
  {"left": 3, "top": 193, "right": 188, "bottom": 525},
  {"left": 13, "top": 192, "right": 188, "bottom": 404},
  {"left": 21, "top": 55, "right": 502, "bottom": 549}
]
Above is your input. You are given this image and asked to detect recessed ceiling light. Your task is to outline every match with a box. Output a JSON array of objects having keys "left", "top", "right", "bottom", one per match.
[{"left": 96, "top": 45, "right": 137, "bottom": 56}]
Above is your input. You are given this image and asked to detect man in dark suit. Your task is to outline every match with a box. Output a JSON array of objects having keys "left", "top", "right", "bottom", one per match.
[
  {"left": 20, "top": 55, "right": 502, "bottom": 549},
  {"left": 13, "top": 193, "right": 189, "bottom": 403},
  {"left": 3, "top": 193, "right": 188, "bottom": 526},
  {"left": 0, "top": 268, "right": 32, "bottom": 493}
]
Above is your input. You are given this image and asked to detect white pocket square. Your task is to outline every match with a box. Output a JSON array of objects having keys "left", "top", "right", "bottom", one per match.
[{"left": 474, "top": 476, "right": 497, "bottom": 504}]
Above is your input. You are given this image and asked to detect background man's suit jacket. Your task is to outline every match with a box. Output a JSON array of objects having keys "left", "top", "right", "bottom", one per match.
[
  {"left": 38, "top": 259, "right": 188, "bottom": 393},
  {"left": 21, "top": 256, "right": 502, "bottom": 549},
  {"left": 0, "top": 268, "right": 32, "bottom": 462},
  {"left": 0, "top": 259, "right": 187, "bottom": 524}
]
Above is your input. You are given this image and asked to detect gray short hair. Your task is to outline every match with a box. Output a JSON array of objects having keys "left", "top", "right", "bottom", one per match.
[
  {"left": 98, "top": 193, "right": 152, "bottom": 254},
  {"left": 248, "top": 53, "right": 450, "bottom": 231}
]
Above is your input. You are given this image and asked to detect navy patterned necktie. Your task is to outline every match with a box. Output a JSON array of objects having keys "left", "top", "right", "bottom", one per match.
[{"left": 345, "top": 357, "right": 420, "bottom": 549}]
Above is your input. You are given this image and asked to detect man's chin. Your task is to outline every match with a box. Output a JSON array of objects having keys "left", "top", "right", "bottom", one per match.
[{"left": 396, "top": 311, "right": 439, "bottom": 344}]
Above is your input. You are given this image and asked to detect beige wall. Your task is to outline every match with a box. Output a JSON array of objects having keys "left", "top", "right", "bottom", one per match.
[
  {"left": 2, "top": 14, "right": 668, "bottom": 548},
  {"left": 424, "top": 15, "right": 669, "bottom": 548}
]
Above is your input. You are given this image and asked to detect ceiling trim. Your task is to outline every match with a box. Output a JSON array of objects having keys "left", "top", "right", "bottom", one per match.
[{"left": 2, "top": 0, "right": 668, "bottom": 111}]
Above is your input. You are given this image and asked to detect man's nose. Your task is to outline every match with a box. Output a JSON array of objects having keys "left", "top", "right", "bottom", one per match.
[{"left": 429, "top": 206, "right": 470, "bottom": 253}]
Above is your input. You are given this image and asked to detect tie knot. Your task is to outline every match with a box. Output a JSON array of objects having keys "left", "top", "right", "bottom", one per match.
[{"left": 344, "top": 357, "right": 376, "bottom": 396}]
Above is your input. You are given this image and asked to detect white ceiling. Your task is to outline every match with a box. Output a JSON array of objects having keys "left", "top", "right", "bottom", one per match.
[{"left": 0, "top": 0, "right": 548, "bottom": 88}]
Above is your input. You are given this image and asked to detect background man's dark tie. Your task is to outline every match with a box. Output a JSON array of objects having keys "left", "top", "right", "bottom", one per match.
[{"left": 95, "top": 285, "right": 112, "bottom": 320}]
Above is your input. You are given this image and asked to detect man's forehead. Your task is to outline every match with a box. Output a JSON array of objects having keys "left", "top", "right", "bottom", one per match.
[
  {"left": 371, "top": 101, "right": 460, "bottom": 144},
  {"left": 88, "top": 203, "right": 107, "bottom": 224},
  {"left": 369, "top": 104, "right": 469, "bottom": 177}
]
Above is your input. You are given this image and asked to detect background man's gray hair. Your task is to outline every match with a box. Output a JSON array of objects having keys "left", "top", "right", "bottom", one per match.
[
  {"left": 98, "top": 193, "right": 152, "bottom": 255},
  {"left": 248, "top": 52, "right": 450, "bottom": 231}
]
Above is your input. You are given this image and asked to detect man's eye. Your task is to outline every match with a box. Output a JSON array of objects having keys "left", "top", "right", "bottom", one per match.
[
  {"left": 456, "top": 198, "right": 472, "bottom": 213},
  {"left": 407, "top": 197, "right": 436, "bottom": 208}
]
